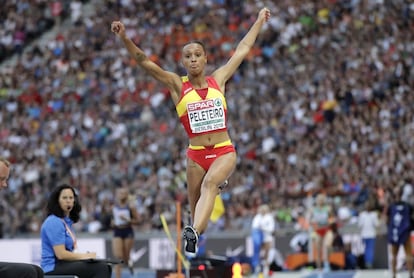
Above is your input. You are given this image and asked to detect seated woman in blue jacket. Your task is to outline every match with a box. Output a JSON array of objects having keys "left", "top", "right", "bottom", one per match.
[{"left": 40, "top": 184, "right": 111, "bottom": 278}]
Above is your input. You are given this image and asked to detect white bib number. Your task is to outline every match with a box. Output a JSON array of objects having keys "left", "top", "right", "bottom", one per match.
[{"left": 187, "top": 98, "right": 225, "bottom": 133}]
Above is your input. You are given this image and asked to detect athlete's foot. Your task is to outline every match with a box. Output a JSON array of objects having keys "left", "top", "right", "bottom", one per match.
[
  {"left": 218, "top": 180, "right": 228, "bottom": 192},
  {"left": 128, "top": 259, "right": 134, "bottom": 275},
  {"left": 183, "top": 226, "right": 199, "bottom": 258}
]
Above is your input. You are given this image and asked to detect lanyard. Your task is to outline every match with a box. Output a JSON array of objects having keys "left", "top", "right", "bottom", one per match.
[{"left": 61, "top": 218, "right": 77, "bottom": 250}]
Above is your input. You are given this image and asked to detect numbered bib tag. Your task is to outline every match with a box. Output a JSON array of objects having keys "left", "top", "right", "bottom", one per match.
[{"left": 187, "top": 98, "right": 225, "bottom": 133}]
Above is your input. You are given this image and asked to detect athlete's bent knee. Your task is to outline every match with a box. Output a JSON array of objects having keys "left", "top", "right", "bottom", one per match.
[{"left": 201, "top": 176, "right": 220, "bottom": 192}]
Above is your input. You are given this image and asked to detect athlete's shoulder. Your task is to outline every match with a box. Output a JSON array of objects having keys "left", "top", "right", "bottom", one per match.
[
  {"left": 206, "top": 75, "right": 217, "bottom": 83},
  {"left": 206, "top": 76, "right": 221, "bottom": 90}
]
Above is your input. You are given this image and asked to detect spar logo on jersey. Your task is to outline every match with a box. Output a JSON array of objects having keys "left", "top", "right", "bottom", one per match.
[{"left": 188, "top": 99, "right": 217, "bottom": 111}]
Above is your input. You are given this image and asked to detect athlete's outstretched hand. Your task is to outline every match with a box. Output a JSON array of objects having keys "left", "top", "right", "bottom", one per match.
[
  {"left": 258, "top": 7, "right": 271, "bottom": 23},
  {"left": 111, "top": 21, "right": 126, "bottom": 39}
]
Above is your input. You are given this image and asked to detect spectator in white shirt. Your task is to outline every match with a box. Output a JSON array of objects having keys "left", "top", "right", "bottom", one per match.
[
  {"left": 252, "top": 204, "right": 276, "bottom": 275},
  {"left": 358, "top": 200, "right": 380, "bottom": 269}
]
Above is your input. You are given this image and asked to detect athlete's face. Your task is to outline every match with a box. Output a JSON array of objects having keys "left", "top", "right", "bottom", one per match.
[
  {"left": 116, "top": 188, "right": 128, "bottom": 203},
  {"left": 59, "top": 188, "right": 75, "bottom": 216},
  {"left": 316, "top": 194, "right": 325, "bottom": 206},
  {"left": 182, "top": 43, "right": 207, "bottom": 75}
]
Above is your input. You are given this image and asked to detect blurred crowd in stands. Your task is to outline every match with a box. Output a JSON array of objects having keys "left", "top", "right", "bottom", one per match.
[{"left": 0, "top": 0, "right": 413, "bottom": 238}]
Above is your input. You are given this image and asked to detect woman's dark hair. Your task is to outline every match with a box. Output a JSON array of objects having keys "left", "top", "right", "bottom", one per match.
[
  {"left": 182, "top": 40, "right": 206, "bottom": 53},
  {"left": 46, "top": 184, "right": 82, "bottom": 223}
]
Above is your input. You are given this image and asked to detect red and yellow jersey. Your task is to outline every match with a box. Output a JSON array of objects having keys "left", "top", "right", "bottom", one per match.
[{"left": 175, "top": 76, "right": 227, "bottom": 138}]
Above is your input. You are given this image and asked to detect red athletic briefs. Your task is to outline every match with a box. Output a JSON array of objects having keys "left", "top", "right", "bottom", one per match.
[
  {"left": 187, "top": 140, "right": 236, "bottom": 171},
  {"left": 315, "top": 226, "right": 330, "bottom": 237}
]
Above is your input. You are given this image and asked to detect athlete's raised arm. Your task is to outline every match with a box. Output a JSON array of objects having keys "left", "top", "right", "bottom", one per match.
[
  {"left": 111, "top": 21, "right": 182, "bottom": 103},
  {"left": 213, "top": 7, "right": 270, "bottom": 91}
]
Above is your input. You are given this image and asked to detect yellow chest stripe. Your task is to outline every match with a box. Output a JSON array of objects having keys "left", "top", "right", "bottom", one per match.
[{"left": 176, "top": 88, "right": 226, "bottom": 117}]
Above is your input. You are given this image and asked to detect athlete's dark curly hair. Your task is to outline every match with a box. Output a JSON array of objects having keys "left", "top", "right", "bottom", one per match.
[
  {"left": 182, "top": 40, "right": 206, "bottom": 54},
  {"left": 46, "top": 184, "right": 82, "bottom": 223}
]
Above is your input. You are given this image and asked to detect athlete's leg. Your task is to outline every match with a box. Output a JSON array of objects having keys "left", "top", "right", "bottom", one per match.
[
  {"left": 186, "top": 158, "right": 205, "bottom": 224},
  {"left": 123, "top": 236, "right": 135, "bottom": 274},
  {"left": 404, "top": 237, "right": 413, "bottom": 278},
  {"left": 192, "top": 151, "right": 236, "bottom": 234},
  {"left": 112, "top": 236, "right": 124, "bottom": 278},
  {"left": 184, "top": 150, "right": 236, "bottom": 257},
  {"left": 390, "top": 244, "right": 399, "bottom": 278},
  {"left": 314, "top": 235, "right": 322, "bottom": 269},
  {"left": 184, "top": 157, "right": 206, "bottom": 257},
  {"left": 322, "top": 232, "right": 332, "bottom": 271}
]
